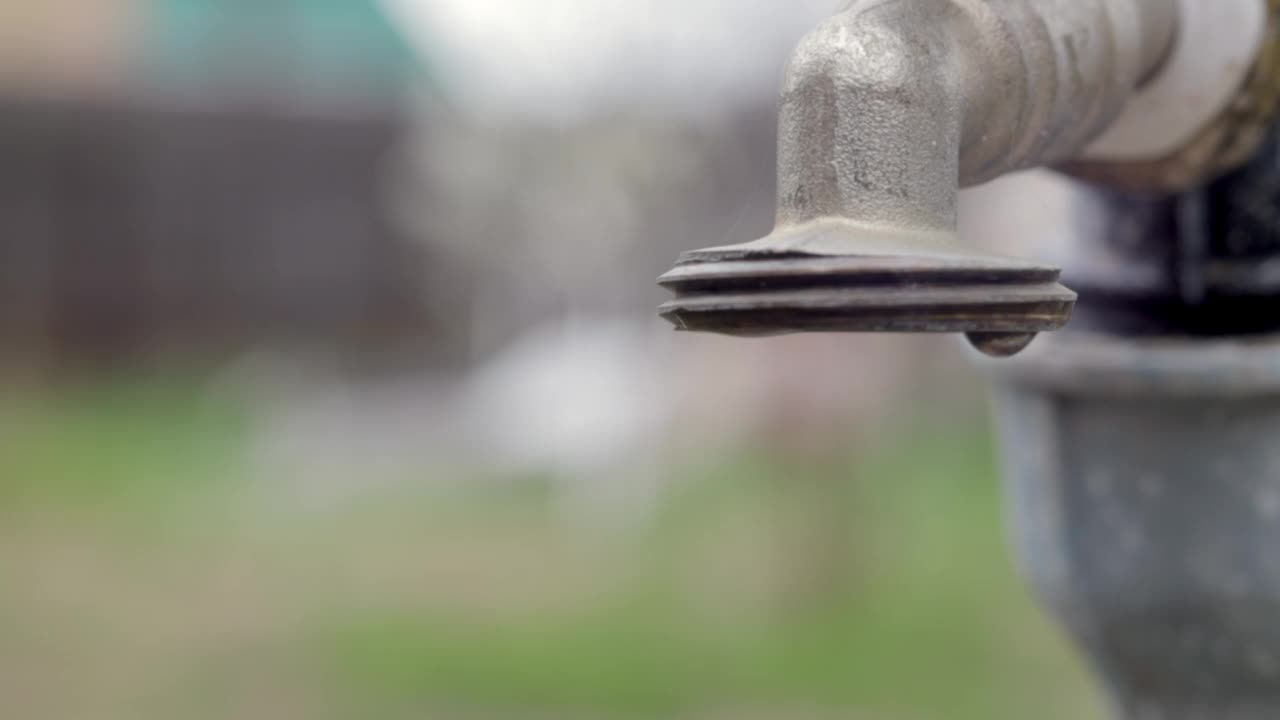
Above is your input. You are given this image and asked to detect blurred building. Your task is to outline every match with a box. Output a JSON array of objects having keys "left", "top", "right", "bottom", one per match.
[{"left": 0, "top": 0, "right": 450, "bottom": 367}]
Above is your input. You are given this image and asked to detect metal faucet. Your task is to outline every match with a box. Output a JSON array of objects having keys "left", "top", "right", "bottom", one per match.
[
  {"left": 659, "top": 0, "right": 1183, "bottom": 356},
  {"left": 657, "top": 1, "right": 1280, "bottom": 718}
]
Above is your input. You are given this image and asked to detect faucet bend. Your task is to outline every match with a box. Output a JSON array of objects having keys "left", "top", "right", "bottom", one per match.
[
  {"left": 658, "top": 0, "right": 1179, "bottom": 356},
  {"left": 776, "top": 0, "right": 1179, "bottom": 235}
]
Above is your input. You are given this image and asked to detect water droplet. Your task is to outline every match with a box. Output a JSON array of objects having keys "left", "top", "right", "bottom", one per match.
[{"left": 967, "top": 332, "right": 1036, "bottom": 358}]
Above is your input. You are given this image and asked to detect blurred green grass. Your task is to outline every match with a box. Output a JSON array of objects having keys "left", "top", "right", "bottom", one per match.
[
  {"left": 0, "top": 378, "right": 1099, "bottom": 720},
  {"left": 0, "top": 377, "right": 246, "bottom": 513}
]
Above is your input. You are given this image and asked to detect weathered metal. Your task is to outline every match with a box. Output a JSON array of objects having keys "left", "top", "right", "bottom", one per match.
[
  {"left": 1068, "top": 0, "right": 1280, "bottom": 192},
  {"left": 1009, "top": 120, "right": 1280, "bottom": 337},
  {"left": 658, "top": 238, "right": 1076, "bottom": 357},
  {"left": 989, "top": 333, "right": 1280, "bottom": 719},
  {"left": 976, "top": 104, "right": 1280, "bottom": 717},
  {"left": 653, "top": 2, "right": 1280, "bottom": 716},
  {"left": 659, "top": 0, "right": 1180, "bottom": 356}
]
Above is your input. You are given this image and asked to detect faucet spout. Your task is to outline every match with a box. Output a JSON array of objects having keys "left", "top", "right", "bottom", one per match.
[{"left": 659, "top": 0, "right": 1179, "bottom": 356}]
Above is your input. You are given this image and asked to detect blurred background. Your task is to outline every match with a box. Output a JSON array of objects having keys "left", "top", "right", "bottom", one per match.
[{"left": 0, "top": 1, "right": 1099, "bottom": 718}]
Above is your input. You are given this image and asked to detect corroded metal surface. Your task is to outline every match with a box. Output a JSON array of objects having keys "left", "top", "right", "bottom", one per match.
[
  {"left": 658, "top": 0, "right": 1179, "bottom": 355},
  {"left": 991, "top": 333, "right": 1280, "bottom": 719}
]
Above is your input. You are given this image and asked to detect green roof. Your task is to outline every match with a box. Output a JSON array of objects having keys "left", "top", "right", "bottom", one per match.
[{"left": 141, "top": 0, "right": 425, "bottom": 97}]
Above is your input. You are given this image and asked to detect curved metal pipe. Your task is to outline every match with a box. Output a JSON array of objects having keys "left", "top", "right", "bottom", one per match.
[
  {"left": 777, "top": 0, "right": 1179, "bottom": 234},
  {"left": 658, "top": 0, "right": 1179, "bottom": 355}
]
